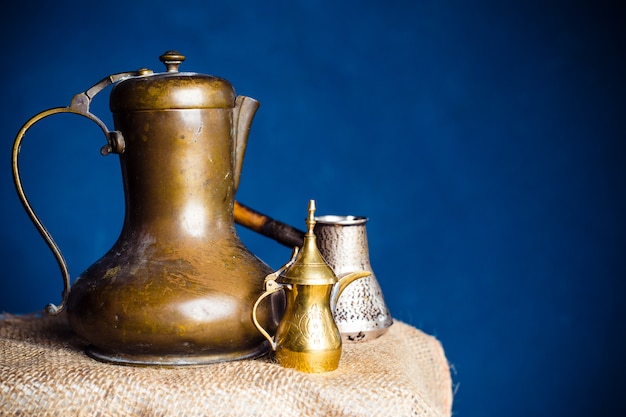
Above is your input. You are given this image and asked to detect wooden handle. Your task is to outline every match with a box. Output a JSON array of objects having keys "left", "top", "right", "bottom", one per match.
[{"left": 234, "top": 201, "right": 305, "bottom": 248}]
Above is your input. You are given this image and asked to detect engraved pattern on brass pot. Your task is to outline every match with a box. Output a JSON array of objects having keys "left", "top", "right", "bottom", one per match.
[{"left": 252, "top": 201, "right": 370, "bottom": 373}]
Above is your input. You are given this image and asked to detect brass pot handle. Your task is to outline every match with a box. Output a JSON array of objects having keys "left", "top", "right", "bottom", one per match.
[
  {"left": 11, "top": 70, "right": 149, "bottom": 315},
  {"left": 252, "top": 277, "right": 287, "bottom": 351},
  {"left": 251, "top": 247, "right": 299, "bottom": 349}
]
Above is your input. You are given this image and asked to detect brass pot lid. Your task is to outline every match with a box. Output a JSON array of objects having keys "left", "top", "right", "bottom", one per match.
[
  {"left": 110, "top": 51, "right": 236, "bottom": 112},
  {"left": 278, "top": 200, "right": 338, "bottom": 286}
]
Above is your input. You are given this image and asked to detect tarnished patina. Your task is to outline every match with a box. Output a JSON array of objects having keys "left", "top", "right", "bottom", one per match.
[{"left": 12, "top": 51, "right": 281, "bottom": 365}]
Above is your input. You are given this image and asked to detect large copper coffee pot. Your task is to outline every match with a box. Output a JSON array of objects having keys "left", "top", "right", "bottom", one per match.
[{"left": 11, "top": 51, "right": 282, "bottom": 365}]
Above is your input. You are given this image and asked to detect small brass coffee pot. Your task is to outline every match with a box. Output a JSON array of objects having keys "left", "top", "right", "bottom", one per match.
[
  {"left": 12, "top": 51, "right": 280, "bottom": 365},
  {"left": 252, "top": 200, "right": 370, "bottom": 373}
]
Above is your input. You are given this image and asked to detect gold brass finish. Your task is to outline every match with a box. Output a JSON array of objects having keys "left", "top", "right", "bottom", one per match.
[
  {"left": 12, "top": 51, "right": 281, "bottom": 365},
  {"left": 252, "top": 200, "right": 370, "bottom": 373}
]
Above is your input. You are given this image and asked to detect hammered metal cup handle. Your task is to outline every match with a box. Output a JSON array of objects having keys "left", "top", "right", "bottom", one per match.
[{"left": 11, "top": 70, "right": 149, "bottom": 315}]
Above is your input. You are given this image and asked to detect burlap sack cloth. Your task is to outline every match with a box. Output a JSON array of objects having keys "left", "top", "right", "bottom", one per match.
[{"left": 0, "top": 312, "right": 452, "bottom": 416}]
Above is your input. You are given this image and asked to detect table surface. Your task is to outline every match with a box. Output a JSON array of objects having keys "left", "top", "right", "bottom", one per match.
[{"left": 0, "top": 312, "right": 453, "bottom": 417}]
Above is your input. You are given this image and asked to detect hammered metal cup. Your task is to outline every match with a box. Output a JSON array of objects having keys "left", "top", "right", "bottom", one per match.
[{"left": 314, "top": 215, "right": 393, "bottom": 342}]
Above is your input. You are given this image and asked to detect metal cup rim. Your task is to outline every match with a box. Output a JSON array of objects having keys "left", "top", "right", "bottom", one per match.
[{"left": 314, "top": 215, "right": 368, "bottom": 225}]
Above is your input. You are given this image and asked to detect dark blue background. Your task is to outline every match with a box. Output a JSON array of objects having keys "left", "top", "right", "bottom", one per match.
[{"left": 1, "top": 1, "right": 624, "bottom": 416}]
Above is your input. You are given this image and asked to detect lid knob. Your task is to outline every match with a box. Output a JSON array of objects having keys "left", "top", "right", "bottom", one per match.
[{"left": 159, "top": 51, "right": 186, "bottom": 72}]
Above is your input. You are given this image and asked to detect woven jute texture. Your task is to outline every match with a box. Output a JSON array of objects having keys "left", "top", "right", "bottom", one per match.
[{"left": 0, "top": 312, "right": 452, "bottom": 417}]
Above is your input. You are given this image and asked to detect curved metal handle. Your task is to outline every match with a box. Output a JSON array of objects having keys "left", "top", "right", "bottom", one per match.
[
  {"left": 11, "top": 70, "right": 149, "bottom": 315},
  {"left": 252, "top": 277, "right": 286, "bottom": 351},
  {"left": 251, "top": 247, "right": 299, "bottom": 349}
]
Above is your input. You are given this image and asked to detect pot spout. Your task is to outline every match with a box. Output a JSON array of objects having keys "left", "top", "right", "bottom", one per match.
[
  {"left": 232, "top": 96, "right": 260, "bottom": 192},
  {"left": 330, "top": 271, "right": 371, "bottom": 312}
]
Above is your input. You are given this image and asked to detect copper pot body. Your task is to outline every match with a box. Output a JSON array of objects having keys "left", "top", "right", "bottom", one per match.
[
  {"left": 12, "top": 52, "right": 282, "bottom": 365},
  {"left": 66, "top": 104, "right": 279, "bottom": 365}
]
